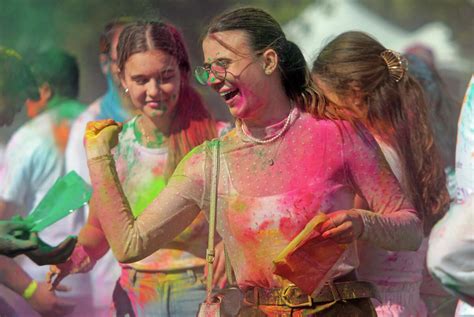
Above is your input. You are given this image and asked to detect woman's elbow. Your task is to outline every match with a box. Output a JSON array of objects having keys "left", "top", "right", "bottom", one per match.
[
  {"left": 406, "top": 230, "right": 423, "bottom": 251},
  {"left": 111, "top": 245, "right": 142, "bottom": 263}
]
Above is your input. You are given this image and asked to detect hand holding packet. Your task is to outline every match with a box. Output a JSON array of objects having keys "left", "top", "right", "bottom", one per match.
[
  {"left": 26, "top": 171, "right": 92, "bottom": 232},
  {"left": 273, "top": 213, "right": 348, "bottom": 296}
]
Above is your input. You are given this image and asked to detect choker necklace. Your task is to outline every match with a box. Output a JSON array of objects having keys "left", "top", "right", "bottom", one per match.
[{"left": 240, "top": 107, "right": 296, "bottom": 144}]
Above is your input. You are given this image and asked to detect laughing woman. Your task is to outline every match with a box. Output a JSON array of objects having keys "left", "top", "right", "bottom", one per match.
[{"left": 73, "top": 8, "right": 423, "bottom": 316}]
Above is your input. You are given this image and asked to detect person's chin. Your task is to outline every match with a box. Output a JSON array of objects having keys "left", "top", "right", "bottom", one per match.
[{"left": 145, "top": 106, "right": 168, "bottom": 118}]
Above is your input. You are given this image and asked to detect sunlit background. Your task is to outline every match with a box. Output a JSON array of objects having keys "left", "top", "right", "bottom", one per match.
[{"left": 1, "top": 0, "right": 473, "bottom": 135}]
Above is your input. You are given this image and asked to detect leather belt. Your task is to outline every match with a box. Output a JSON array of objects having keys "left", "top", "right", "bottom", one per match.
[{"left": 244, "top": 280, "right": 379, "bottom": 308}]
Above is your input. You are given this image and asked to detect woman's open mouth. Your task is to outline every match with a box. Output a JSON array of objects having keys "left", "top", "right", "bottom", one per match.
[{"left": 220, "top": 89, "right": 239, "bottom": 101}]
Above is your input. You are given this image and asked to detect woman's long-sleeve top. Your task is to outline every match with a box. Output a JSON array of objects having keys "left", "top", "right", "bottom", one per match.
[{"left": 88, "top": 109, "right": 422, "bottom": 290}]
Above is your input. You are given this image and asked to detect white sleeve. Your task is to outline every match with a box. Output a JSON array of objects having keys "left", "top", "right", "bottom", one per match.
[
  {"left": 0, "top": 131, "right": 33, "bottom": 209},
  {"left": 427, "top": 194, "right": 474, "bottom": 305}
]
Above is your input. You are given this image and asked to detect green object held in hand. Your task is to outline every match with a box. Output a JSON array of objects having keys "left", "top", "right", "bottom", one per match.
[{"left": 26, "top": 171, "right": 92, "bottom": 232}]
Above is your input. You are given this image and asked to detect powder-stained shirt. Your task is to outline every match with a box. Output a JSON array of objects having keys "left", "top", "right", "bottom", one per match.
[
  {"left": 113, "top": 115, "right": 207, "bottom": 271},
  {"left": 357, "top": 140, "right": 429, "bottom": 317},
  {"left": 0, "top": 97, "right": 88, "bottom": 296},
  {"left": 89, "top": 108, "right": 422, "bottom": 291},
  {"left": 428, "top": 75, "right": 474, "bottom": 311}
]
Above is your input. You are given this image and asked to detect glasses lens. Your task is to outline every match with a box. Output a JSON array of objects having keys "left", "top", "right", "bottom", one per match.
[
  {"left": 194, "top": 67, "right": 209, "bottom": 86},
  {"left": 212, "top": 63, "right": 226, "bottom": 81}
]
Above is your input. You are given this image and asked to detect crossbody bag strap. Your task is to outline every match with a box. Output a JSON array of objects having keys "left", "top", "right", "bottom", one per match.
[{"left": 205, "top": 139, "right": 220, "bottom": 300}]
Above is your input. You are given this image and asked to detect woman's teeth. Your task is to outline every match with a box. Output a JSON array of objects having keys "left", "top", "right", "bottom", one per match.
[{"left": 221, "top": 89, "right": 239, "bottom": 101}]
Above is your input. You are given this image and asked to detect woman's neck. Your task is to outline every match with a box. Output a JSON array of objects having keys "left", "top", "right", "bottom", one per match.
[
  {"left": 136, "top": 114, "right": 169, "bottom": 148},
  {"left": 241, "top": 87, "right": 292, "bottom": 129}
]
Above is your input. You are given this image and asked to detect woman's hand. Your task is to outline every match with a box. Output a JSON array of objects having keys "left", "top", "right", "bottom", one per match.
[
  {"left": 84, "top": 119, "right": 122, "bottom": 159},
  {"left": 0, "top": 220, "right": 38, "bottom": 256},
  {"left": 319, "top": 209, "right": 364, "bottom": 244},
  {"left": 46, "top": 244, "right": 96, "bottom": 290}
]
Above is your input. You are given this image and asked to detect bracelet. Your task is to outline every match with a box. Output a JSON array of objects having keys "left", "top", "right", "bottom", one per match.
[
  {"left": 22, "top": 280, "right": 38, "bottom": 300},
  {"left": 88, "top": 154, "right": 114, "bottom": 163}
]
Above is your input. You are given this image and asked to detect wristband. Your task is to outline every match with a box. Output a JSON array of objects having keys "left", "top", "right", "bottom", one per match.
[{"left": 22, "top": 280, "right": 38, "bottom": 300}]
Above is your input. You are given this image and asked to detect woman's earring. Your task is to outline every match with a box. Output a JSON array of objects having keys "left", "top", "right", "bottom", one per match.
[
  {"left": 265, "top": 69, "right": 272, "bottom": 75},
  {"left": 124, "top": 88, "right": 129, "bottom": 94}
]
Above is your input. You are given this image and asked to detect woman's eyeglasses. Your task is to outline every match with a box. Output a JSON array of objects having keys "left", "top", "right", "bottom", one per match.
[{"left": 194, "top": 60, "right": 228, "bottom": 86}]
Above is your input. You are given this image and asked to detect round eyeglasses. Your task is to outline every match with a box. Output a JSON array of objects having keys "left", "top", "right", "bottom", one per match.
[{"left": 194, "top": 61, "right": 227, "bottom": 86}]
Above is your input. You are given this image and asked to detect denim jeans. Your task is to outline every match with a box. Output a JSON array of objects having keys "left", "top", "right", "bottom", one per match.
[{"left": 112, "top": 267, "right": 206, "bottom": 317}]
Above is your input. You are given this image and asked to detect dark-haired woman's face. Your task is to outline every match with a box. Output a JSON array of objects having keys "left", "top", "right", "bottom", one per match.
[
  {"left": 202, "top": 30, "right": 271, "bottom": 120},
  {"left": 121, "top": 49, "right": 181, "bottom": 121}
]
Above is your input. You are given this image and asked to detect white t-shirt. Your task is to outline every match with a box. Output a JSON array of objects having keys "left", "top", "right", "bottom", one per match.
[
  {"left": 428, "top": 75, "right": 474, "bottom": 314},
  {"left": 0, "top": 101, "right": 92, "bottom": 303}
]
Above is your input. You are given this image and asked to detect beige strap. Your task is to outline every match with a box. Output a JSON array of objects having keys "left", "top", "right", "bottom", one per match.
[{"left": 205, "top": 139, "right": 220, "bottom": 300}]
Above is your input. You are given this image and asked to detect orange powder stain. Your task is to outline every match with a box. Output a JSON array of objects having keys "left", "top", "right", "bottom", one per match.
[
  {"left": 151, "top": 164, "right": 164, "bottom": 176},
  {"left": 53, "top": 121, "right": 70, "bottom": 152}
]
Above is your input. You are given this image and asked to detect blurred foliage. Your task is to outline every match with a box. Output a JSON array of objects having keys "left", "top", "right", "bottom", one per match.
[
  {"left": 360, "top": 0, "right": 474, "bottom": 59},
  {"left": 0, "top": 0, "right": 470, "bottom": 108},
  {"left": 0, "top": 0, "right": 316, "bottom": 107}
]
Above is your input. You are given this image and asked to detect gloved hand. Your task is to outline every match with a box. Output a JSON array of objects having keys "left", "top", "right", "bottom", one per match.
[
  {"left": 26, "top": 235, "right": 77, "bottom": 266},
  {"left": 0, "top": 220, "right": 38, "bottom": 256},
  {"left": 85, "top": 119, "right": 122, "bottom": 159}
]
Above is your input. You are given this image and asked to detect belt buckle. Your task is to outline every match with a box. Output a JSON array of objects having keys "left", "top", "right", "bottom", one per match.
[{"left": 281, "top": 284, "right": 313, "bottom": 308}]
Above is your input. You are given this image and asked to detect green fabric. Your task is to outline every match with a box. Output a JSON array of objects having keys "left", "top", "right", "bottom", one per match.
[
  {"left": 46, "top": 95, "right": 86, "bottom": 119},
  {"left": 26, "top": 171, "right": 92, "bottom": 232}
]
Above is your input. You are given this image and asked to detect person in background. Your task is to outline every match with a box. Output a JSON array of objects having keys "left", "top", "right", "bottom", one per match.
[
  {"left": 0, "top": 47, "right": 38, "bottom": 127},
  {"left": 0, "top": 47, "right": 77, "bottom": 260},
  {"left": 428, "top": 75, "right": 474, "bottom": 316},
  {"left": 64, "top": 17, "right": 136, "bottom": 316},
  {"left": 50, "top": 20, "right": 226, "bottom": 316},
  {"left": 0, "top": 46, "right": 39, "bottom": 180},
  {"left": 311, "top": 31, "right": 450, "bottom": 317},
  {"left": 0, "top": 48, "right": 88, "bottom": 316}
]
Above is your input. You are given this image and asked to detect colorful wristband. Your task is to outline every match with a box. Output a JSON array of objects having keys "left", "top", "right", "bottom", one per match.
[{"left": 22, "top": 280, "right": 38, "bottom": 300}]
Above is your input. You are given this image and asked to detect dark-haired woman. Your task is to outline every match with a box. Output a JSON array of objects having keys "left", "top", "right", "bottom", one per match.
[
  {"left": 48, "top": 21, "right": 226, "bottom": 316},
  {"left": 76, "top": 8, "right": 423, "bottom": 316},
  {"left": 312, "top": 31, "right": 450, "bottom": 317}
]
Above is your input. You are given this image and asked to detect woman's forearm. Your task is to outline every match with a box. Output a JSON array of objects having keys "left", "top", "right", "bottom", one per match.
[
  {"left": 78, "top": 223, "right": 110, "bottom": 261},
  {"left": 87, "top": 155, "right": 201, "bottom": 263},
  {"left": 0, "top": 256, "right": 32, "bottom": 295},
  {"left": 359, "top": 209, "right": 423, "bottom": 251}
]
